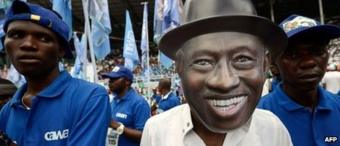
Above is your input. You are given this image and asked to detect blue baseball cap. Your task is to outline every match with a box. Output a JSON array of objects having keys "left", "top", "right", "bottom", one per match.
[
  {"left": 3, "top": 0, "right": 73, "bottom": 58},
  {"left": 102, "top": 65, "right": 133, "bottom": 81},
  {"left": 279, "top": 15, "right": 340, "bottom": 39}
]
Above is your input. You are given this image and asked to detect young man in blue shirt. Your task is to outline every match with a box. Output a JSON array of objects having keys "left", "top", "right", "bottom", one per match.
[
  {"left": 0, "top": 1, "right": 111, "bottom": 145},
  {"left": 102, "top": 65, "right": 150, "bottom": 146},
  {"left": 154, "top": 78, "right": 181, "bottom": 114},
  {"left": 258, "top": 15, "right": 340, "bottom": 146}
]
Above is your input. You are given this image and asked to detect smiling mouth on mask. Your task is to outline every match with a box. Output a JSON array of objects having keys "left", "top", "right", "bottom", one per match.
[{"left": 207, "top": 95, "right": 248, "bottom": 115}]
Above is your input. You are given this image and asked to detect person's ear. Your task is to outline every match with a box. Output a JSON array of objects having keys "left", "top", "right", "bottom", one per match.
[
  {"left": 59, "top": 48, "right": 65, "bottom": 58},
  {"left": 175, "top": 50, "right": 184, "bottom": 75},
  {"left": 263, "top": 51, "right": 270, "bottom": 75}
]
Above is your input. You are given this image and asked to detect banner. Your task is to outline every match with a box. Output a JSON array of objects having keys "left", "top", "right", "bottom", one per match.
[
  {"left": 51, "top": 0, "right": 72, "bottom": 39},
  {"left": 153, "top": 0, "right": 183, "bottom": 69},
  {"left": 123, "top": 10, "right": 139, "bottom": 71},
  {"left": 88, "top": 0, "right": 112, "bottom": 60}
]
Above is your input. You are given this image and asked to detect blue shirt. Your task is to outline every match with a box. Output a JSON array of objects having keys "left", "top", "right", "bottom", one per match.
[
  {"left": 158, "top": 92, "right": 180, "bottom": 111},
  {"left": 258, "top": 83, "right": 340, "bottom": 146},
  {"left": 0, "top": 71, "right": 111, "bottom": 146},
  {"left": 152, "top": 94, "right": 161, "bottom": 104},
  {"left": 111, "top": 88, "right": 150, "bottom": 146}
]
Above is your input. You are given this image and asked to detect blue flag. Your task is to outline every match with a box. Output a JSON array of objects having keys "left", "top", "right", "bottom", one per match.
[
  {"left": 0, "top": 19, "right": 4, "bottom": 52},
  {"left": 141, "top": 3, "right": 150, "bottom": 77},
  {"left": 153, "top": 0, "right": 183, "bottom": 69},
  {"left": 88, "top": 0, "right": 111, "bottom": 60},
  {"left": 0, "top": 0, "right": 13, "bottom": 52},
  {"left": 123, "top": 10, "right": 139, "bottom": 71},
  {"left": 72, "top": 33, "right": 87, "bottom": 79},
  {"left": 51, "top": 0, "right": 72, "bottom": 39},
  {"left": 0, "top": 0, "right": 12, "bottom": 9}
]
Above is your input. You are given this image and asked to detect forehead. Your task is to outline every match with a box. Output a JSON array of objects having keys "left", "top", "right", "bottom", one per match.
[
  {"left": 286, "top": 38, "right": 329, "bottom": 52},
  {"left": 6, "top": 20, "right": 57, "bottom": 37},
  {"left": 181, "top": 32, "right": 264, "bottom": 55}
]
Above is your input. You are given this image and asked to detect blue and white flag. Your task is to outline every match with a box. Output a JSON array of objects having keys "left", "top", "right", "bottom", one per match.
[
  {"left": 0, "top": 0, "right": 12, "bottom": 9},
  {"left": 7, "top": 64, "right": 25, "bottom": 87},
  {"left": 141, "top": 3, "right": 150, "bottom": 76},
  {"left": 123, "top": 10, "right": 139, "bottom": 71},
  {"left": 51, "top": 0, "right": 72, "bottom": 39},
  {"left": 0, "top": 19, "right": 4, "bottom": 52},
  {"left": 72, "top": 32, "right": 87, "bottom": 79},
  {"left": 153, "top": 0, "right": 183, "bottom": 69},
  {"left": 0, "top": 0, "right": 13, "bottom": 52},
  {"left": 153, "top": 0, "right": 164, "bottom": 44},
  {"left": 88, "top": 0, "right": 111, "bottom": 60}
]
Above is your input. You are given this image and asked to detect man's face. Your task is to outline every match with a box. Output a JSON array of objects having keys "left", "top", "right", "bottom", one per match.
[
  {"left": 108, "top": 77, "right": 127, "bottom": 95},
  {"left": 176, "top": 32, "right": 267, "bottom": 132},
  {"left": 277, "top": 39, "right": 329, "bottom": 91},
  {"left": 4, "top": 21, "right": 64, "bottom": 78}
]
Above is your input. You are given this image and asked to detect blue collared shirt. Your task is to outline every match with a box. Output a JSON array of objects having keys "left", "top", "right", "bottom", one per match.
[
  {"left": 0, "top": 71, "right": 111, "bottom": 146},
  {"left": 158, "top": 91, "right": 180, "bottom": 111},
  {"left": 111, "top": 88, "right": 150, "bottom": 146},
  {"left": 258, "top": 83, "right": 340, "bottom": 146}
]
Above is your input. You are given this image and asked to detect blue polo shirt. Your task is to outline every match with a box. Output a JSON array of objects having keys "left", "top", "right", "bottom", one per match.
[
  {"left": 158, "top": 92, "right": 180, "bottom": 111},
  {"left": 111, "top": 88, "right": 150, "bottom": 146},
  {"left": 152, "top": 94, "right": 161, "bottom": 104},
  {"left": 258, "top": 83, "right": 340, "bottom": 146},
  {"left": 0, "top": 71, "right": 111, "bottom": 146}
]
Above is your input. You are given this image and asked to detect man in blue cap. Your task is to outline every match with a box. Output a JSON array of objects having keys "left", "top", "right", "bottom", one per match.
[
  {"left": 0, "top": 1, "right": 111, "bottom": 145},
  {"left": 258, "top": 15, "right": 340, "bottom": 146},
  {"left": 102, "top": 65, "right": 150, "bottom": 146}
]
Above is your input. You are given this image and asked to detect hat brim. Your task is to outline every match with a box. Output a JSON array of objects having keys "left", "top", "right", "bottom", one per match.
[
  {"left": 102, "top": 72, "right": 123, "bottom": 79},
  {"left": 159, "top": 15, "right": 287, "bottom": 60},
  {"left": 286, "top": 25, "right": 340, "bottom": 39}
]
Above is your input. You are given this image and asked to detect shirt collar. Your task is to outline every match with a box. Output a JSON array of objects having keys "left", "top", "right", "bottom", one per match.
[
  {"left": 37, "top": 71, "right": 72, "bottom": 98},
  {"left": 162, "top": 91, "right": 172, "bottom": 100},
  {"left": 315, "top": 86, "right": 333, "bottom": 111},
  {"left": 10, "top": 71, "right": 71, "bottom": 107},
  {"left": 276, "top": 83, "right": 332, "bottom": 111},
  {"left": 114, "top": 88, "right": 134, "bottom": 102},
  {"left": 181, "top": 104, "right": 252, "bottom": 144}
]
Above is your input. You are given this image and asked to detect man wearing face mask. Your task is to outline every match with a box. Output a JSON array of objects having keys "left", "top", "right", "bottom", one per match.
[{"left": 140, "top": 0, "right": 293, "bottom": 145}]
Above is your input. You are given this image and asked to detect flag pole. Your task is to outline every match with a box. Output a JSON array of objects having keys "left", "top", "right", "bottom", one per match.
[
  {"left": 141, "top": 1, "right": 151, "bottom": 102},
  {"left": 82, "top": 0, "right": 98, "bottom": 83}
]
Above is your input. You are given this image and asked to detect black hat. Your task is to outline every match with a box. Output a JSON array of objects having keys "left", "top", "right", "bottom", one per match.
[{"left": 159, "top": 0, "right": 288, "bottom": 60}]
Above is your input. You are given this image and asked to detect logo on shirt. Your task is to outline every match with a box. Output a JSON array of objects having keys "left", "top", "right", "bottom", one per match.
[
  {"left": 325, "top": 136, "right": 338, "bottom": 143},
  {"left": 44, "top": 129, "right": 69, "bottom": 141},
  {"left": 116, "top": 113, "right": 127, "bottom": 119}
]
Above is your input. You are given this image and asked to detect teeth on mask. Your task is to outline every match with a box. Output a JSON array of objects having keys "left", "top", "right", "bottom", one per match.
[{"left": 208, "top": 96, "right": 246, "bottom": 107}]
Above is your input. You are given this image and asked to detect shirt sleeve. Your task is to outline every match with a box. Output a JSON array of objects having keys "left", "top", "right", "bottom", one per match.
[
  {"left": 0, "top": 102, "right": 10, "bottom": 132},
  {"left": 67, "top": 88, "right": 111, "bottom": 146},
  {"left": 133, "top": 100, "right": 151, "bottom": 131},
  {"left": 140, "top": 119, "right": 152, "bottom": 146}
]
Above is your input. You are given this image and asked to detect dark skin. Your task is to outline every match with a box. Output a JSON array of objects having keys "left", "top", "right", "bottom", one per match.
[
  {"left": 176, "top": 32, "right": 267, "bottom": 145},
  {"left": 4, "top": 21, "right": 64, "bottom": 108},
  {"left": 157, "top": 78, "right": 171, "bottom": 96},
  {"left": 108, "top": 77, "right": 143, "bottom": 142},
  {"left": 276, "top": 37, "right": 329, "bottom": 110}
]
